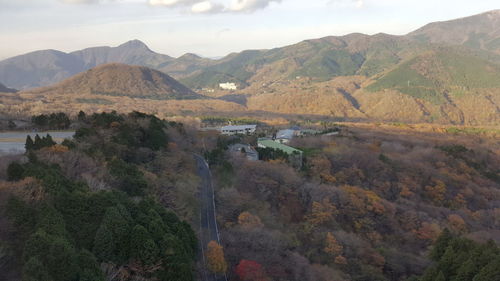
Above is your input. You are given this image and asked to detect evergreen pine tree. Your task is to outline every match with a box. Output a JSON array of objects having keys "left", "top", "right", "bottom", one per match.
[
  {"left": 438, "top": 246, "right": 457, "bottom": 277},
  {"left": 472, "top": 257, "right": 500, "bottom": 281},
  {"left": 44, "top": 134, "right": 56, "bottom": 147},
  {"left": 431, "top": 228, "right": 453, "bottom": 261},
  {"left": 130, "top": 224, "right": 159, "bottom": 266},
  {"left": 435, "top": 271, "right": 446, "bottom": 281},
  {"left": 454, "top": 258, "right": 478, "bottom": 281},
  {"left": 34, "top": 134, "right": 42, "bottom": 150},
  {"left": 46, "top": 237, "right": 79, "bottom": 281},
  {"left": 36, "top": 204, "right": 68, "bottom": 237},
  {"left": 78, "top": 110, "right": 86, "bottom": 122},
  {"left": 7, "top": 162, "right": 24, "bottom": 181},
  {"left": 23, "top": 257, "right": 53, "bottom": 281},
  {"left": 25, "top": 135, "right": 34, "bottom": 151},
  {"left": 100, "top": 207, "right": 130, "bottom": 263},
  {"left": 78, "top": 249, "right": 105, "bottom": 281},
  {"left": 93, "top": 224, "right": 115, "bottom": 262},
  {"left": 23, "top": 230, "right": 52, "bottom": 262}
]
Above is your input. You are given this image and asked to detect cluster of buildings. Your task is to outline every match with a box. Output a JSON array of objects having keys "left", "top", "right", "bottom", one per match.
[
  {"left": 220, "top": 124, "right": 306, "bottom": 167},
  {"left": 218, "top": 123, "right": 338, "bottom": 168}
]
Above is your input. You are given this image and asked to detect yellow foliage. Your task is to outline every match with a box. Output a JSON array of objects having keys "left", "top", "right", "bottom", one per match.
[
  {"left": 238, "top": 211, "right": 263, "bottom": 229},
  {"left": 324, "top": 232, "right": 343, "bottom": 256},
  {"left": 207, "top": 241, "right": 227, "bottom": 274},
  {"left": 307, "top": 198, "right": 338, "bottom": 226},
  {"left": 424, "top": 180, "right": 447, "bottom": 204},
  {"left": 399, "top": 186, "right": 414, "bottom": 198},
  {"left": 47, "top": 144, "right": 69, "bottom": 153}
]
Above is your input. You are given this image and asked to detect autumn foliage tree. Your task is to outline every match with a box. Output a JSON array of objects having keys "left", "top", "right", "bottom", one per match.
[
  {"left": 324, "top": 232, "right": 342, "bottom": 257},
  {"left": 238, "top": 212, "right": 263, "bottom": 229},
  {"left": 324, "top": 232, "right": 347, "bottom": 265},
  {"left": 306, "top": 198, "right": 337, "bottom": 226},
  {"left": 207, "top": 241, "right": 227, "bottom": 274},
  {"left": 424, "top": 180, "right": 447, "bottom": 205},
  {"left": 235, "top": 259, "right": 269, "bottom": 281}
]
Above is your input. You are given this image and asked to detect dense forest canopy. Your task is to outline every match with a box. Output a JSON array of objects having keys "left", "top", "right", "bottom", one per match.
[
  {"left": 0, "top": 111, "right": 499, "bottom": 281},
  {"left": 0, "top": 112, "right": 198, "bottom": 281}
]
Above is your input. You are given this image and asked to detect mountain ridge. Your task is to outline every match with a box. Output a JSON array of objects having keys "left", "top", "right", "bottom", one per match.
[
  {"left": 2, "top": 9, "right": 499, "bottom": 91},
  {"left": 20, "top": 63, "right": 202, "bottom": 100}
]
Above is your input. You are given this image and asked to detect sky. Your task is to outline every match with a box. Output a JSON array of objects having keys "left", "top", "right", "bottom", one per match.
[{"left": 0, "top": 0, "right": 498, "bottom": 60}]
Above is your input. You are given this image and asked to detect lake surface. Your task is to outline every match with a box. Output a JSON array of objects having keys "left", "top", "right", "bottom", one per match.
[{"left": 0, "top": 131, "right": 75, "bottom": 155}]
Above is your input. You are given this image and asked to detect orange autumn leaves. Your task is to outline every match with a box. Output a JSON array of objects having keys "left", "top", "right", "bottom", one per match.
[
  {"left": 324, "top": 232, "right": 347, "bottom": 265},
  {"left": 207, "top": 241, "right": 227, "bottom": 274}
]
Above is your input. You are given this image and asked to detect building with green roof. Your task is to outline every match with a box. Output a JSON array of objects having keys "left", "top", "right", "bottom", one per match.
[{"left": 257, "top": 138, "right": 303, "bottom": 168}]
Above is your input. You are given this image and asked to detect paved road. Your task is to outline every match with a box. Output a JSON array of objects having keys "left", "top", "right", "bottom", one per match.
[{"left": 194, "top": 155, "right": 228, "bottom": 281}]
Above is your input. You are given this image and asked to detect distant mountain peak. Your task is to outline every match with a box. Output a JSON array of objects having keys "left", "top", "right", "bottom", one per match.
[
  {"left": 179, "top": 53, "right": 202, "bottom": 60},
  {"left": 118, "top": 39, "right": 151, "bottom": 50}
]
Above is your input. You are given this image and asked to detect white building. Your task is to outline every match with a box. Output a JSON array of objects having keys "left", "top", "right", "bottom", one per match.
[
  {"left": 221, "top": 125, "right": 257, "bottom": 135},
  {"left": 219, "top": 82, "right": 238, "bottom": 90}
]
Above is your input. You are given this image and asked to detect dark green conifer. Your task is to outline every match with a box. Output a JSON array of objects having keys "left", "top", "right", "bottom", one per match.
[
  {"left": 7, "top": 162, "right": 24, "bottom": 181},
  {"left": 431, "top": 228, "right": 453, "bottom": 261},
  {"left": 23, "top": 257, "right": 53, "bottom": 281},
  {"left": 130, "top": 224, "right": 159, "bottom": 266},
  {"left": 93, "top": 224, "right": 115, "bottom": 262},
  {"left": 78, "top": 249, "right": 105, "bottom": 281},
  {"left": 25, "top": 135, "right": 34, "bottom": 151},
  {"left": 472, "top": 257, "right": 500, "bottom": 281}
]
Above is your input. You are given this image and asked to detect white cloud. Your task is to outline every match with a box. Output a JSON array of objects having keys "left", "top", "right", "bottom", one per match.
[
  {"left": 191, "top": 1, "right": 224, "bottom": 13},
  {"left": 148, "top": 0, "right": 283, "bottom": 14},
  {"left": 149, "top": 0, "right": 198, "bottom": 7},
  {"left": 229, "top": 0, "right": 281, "bottom": 12}
]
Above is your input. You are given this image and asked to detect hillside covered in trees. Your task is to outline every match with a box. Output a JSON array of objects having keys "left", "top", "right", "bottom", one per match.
[
  {"left": 204, "top": 124, "right": 500, "bottom": 281},
  {"left": 0, "top": 112, "right": 499, "bottom": 281},
  {"left": 0, "top": 112, "right": 199, "bottom": 281}
]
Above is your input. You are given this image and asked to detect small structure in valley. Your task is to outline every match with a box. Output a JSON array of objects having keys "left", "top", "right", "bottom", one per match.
[
  {"left": 221, "top": 125, "right": 257, "bottom": 135},
  {"left": 219, "top": 82, "right": 238, "bottom": 90},
  {"left": 258, "top": 138, "right": 303, "bottom": 168}
]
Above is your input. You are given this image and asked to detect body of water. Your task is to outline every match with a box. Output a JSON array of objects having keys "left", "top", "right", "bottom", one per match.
[{"left": 0, "top": 131, "right": 75, "bottom": 155}]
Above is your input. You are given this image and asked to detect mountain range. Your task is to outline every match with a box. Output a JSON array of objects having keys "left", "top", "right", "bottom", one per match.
[{"left": 0, "top": 10, "right": 499, "bottom": 125}]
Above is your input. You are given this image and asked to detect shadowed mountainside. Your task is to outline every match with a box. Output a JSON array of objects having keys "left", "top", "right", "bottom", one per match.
[
  {"left": 0, "top": 82, "right": 17, "bottom": 93},
  {"left": 0, "top": 40, "right": 212, "bottom": 90}
]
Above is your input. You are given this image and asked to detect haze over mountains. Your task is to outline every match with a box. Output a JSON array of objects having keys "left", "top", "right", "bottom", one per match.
[{"left": 1, "top": 9, "right": 499, "bottom": 125}]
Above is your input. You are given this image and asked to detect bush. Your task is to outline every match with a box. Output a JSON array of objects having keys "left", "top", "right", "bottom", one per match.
[{"left": 7, "top": 162, "right": 24, "bottom": 181}]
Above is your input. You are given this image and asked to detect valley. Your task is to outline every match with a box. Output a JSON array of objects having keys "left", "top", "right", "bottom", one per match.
[{"left": 0, "top": 6, "right": 499, "bottom": 281}]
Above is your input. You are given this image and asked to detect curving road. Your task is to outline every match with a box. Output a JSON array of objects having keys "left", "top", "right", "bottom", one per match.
[{"left": 194, "top": 155, "right": 228, "bottom": 281}]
